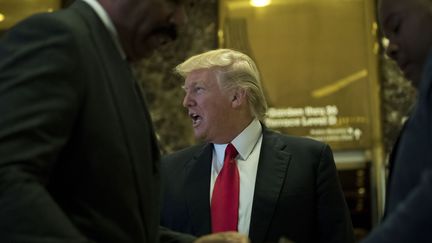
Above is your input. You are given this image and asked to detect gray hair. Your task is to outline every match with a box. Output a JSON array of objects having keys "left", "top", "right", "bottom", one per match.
[{"left": 175, "top": 49, "right": 268, "bottom": 121}]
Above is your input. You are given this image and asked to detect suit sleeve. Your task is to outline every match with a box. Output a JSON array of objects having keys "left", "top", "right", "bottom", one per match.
[
  {"left": 159, "top": 226, "right": 197, "bottom": 243},
  {"left": 361, "top": 55, "right": 432, "bottom": 243},
  {"left": 361, "top": 170, "right": 432, "bottom": 243},
  {"left": 0, "top": 14, "right": 89, "bottom": 242},
  {"left": 316, "top": 145, "right": 355, "bottom": 243}
]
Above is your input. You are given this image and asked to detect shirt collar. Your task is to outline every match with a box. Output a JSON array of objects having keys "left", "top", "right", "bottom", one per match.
[
  {"left": 213, "top": 119, "right": 262, "bottom": 162},
  {"left": 80, "top": 0, "right": 126, "bottom": 59}
]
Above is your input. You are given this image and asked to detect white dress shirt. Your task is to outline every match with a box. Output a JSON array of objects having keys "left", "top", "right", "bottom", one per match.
[
  {"left": 80, "top": 0, "right": 126, "bottom": 59},
  {"left": 211, "top": 119, "right": 263, "bottom": 235}
]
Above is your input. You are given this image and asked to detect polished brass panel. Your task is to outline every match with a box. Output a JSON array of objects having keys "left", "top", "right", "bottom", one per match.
[
  {"left": 219, "top": 0, "right": 385, "bottom": 235},
  {"left": 0, "top": 0, "right": 60, "bottom": 30}
]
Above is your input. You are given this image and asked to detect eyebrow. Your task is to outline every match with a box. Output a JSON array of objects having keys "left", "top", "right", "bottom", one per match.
[{"left": 182, "top": 82, "right": 198, "bottom": 90}]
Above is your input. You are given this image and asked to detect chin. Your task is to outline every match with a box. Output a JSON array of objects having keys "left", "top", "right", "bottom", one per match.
[
  {"left": 402, "top": 67, "right": 420, "bottom": 88},
  {"left": 193, "top": 131, "right": 204, "bottom": 140},
  {"left": 127, "top": 45, "right": 155, "bottom": 62},
  {"left": 406, "top": 73, "right": 421, "bottom": 89}
]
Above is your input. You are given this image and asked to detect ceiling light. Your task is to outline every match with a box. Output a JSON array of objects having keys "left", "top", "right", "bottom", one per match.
[
  {"left": 0, "top": 13, "right": 5, "bottom": 22},
  {"left": 250, "top": 0, "right": 271, "bottom": 7}
]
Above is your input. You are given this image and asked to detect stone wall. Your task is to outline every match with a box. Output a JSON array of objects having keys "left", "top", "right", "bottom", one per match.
[{"left": 379, "top": 55, "right": 416, "bottom": 156}]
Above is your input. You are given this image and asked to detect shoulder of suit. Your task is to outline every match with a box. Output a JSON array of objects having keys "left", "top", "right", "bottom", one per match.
[
  {"left": 264, "top": 128, "right": 328, "bottom": 149},
  {"left": 162, "top": 143, "right": 208, "bottom": 164},
  {"left": 9, "top": 4, "right": 91, "bottom": 43}
]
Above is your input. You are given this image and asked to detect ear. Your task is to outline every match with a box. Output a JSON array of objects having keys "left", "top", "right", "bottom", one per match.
[{"left": 231, "top": 88, "right": 247, "bottom": 108}]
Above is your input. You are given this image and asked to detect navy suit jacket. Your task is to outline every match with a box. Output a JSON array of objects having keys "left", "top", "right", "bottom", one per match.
[
  {"left": 161, "top": 129, "right": 354, "bottom": 243},
  {"left": 362, "top": 53, "right": 432, "bottom": 242},
  {"left": 0, "top": 2, "right": 193, "bottom": 243}
]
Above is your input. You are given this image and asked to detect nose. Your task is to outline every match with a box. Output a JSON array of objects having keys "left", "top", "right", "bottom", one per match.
[
  {"left": 182, "top": 92, "right": 194, "bottom": 108},
  {"left": 170, "top": 5, "right": 188, "bottom": 26}
]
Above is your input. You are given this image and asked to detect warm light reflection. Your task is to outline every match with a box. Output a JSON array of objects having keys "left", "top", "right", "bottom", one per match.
[
  {"left": 311, "top": 69, "right": 368, "bottom": 98},
  {"left": 250, "top": 0, "right": 271, "bottom": 7},
  {"left": 381, "top": 37, "right": 389, "bottom": 49},
  {"left": 372, "top": 22, "right": 378, "bottom": 35},
  {"left": 0, "top": 13, "right": 5, "bottom": 22}
]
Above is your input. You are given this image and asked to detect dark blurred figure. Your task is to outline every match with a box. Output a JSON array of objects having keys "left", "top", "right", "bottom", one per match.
[
  {"left": 362, "top": 0, "right": 432, "bottom": 242},
  {"left": 161, "top": 49, "right": 354, "bottom": 243},
  {"left": 0, "top": 0, "right": 248, "bottom": 243}
]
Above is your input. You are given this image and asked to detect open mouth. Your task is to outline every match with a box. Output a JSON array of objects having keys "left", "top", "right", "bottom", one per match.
[
  {"left": 189, "top": 112, "right": 202, "bottom": 127},
  {"left": 155, "top": 25, "right": 177, "bottom": 43}
]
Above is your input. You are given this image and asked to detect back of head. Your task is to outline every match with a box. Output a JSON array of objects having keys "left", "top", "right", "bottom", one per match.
[{"left": 175, "top": 49, "right": 268, "bottom": 121}]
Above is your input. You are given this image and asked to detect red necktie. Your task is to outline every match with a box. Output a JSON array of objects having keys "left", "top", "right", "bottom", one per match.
[{"left": 211, "top": 143, "right": 240, "bottom": 232}]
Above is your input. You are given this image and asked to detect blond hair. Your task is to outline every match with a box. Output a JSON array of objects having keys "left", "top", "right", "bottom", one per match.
[{"left": 175, "top": 49, "right": 268, "bottom": 121}]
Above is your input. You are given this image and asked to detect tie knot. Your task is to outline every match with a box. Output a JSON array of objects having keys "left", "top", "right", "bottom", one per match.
[{"left": 225, "top": 143, "right": 238, "bottom": 161}]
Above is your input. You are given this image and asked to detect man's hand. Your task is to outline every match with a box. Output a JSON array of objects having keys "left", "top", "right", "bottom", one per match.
[{"left": 195, "top": 232, "right": 249, "bottom": 243}]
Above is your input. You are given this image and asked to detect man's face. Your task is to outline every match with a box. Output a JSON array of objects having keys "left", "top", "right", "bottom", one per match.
[
  {"left": 108, "top": 0, "right": 187, "bottom": 61},
  {"left": 379, "top": 0, "right": 432, "bottom": 87},
  {"left": 182, "top": 69, "right": 235, "bottom": 143}
]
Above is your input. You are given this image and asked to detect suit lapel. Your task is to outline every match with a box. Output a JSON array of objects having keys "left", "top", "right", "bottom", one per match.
[
  {"left": 249, "top": 130, "right": 292, "bottom": 243},
  {"left": 185, "top": 144, "right": 213, "bottom": 236}
]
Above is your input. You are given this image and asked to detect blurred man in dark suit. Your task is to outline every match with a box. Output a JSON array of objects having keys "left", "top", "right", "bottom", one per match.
[
  {"left": 362, "top": 0, "right": 432, "bottom": 242},
  {"left": 0, "top": 1, "right": 247, "bottom": 242}
]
